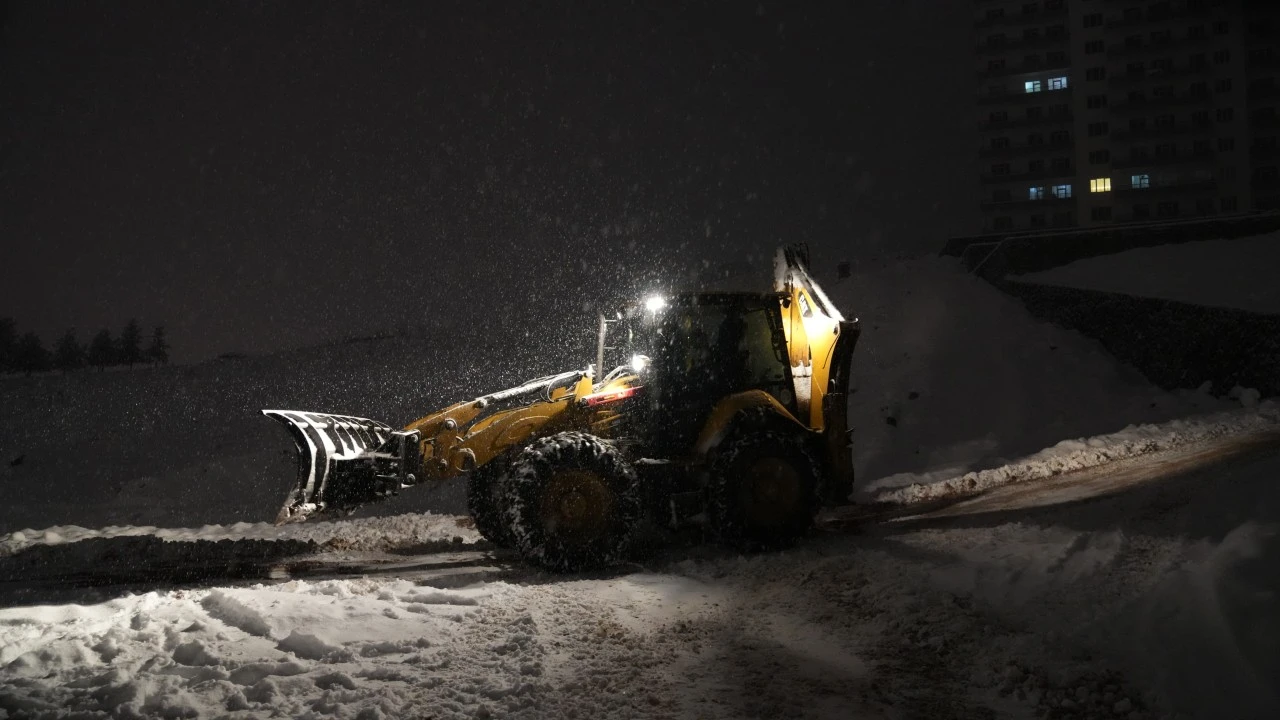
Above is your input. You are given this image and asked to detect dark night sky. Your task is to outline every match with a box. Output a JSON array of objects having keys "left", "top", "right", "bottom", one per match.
[{"left": 0, "top": 1, "right": 976, "bottom": 363}]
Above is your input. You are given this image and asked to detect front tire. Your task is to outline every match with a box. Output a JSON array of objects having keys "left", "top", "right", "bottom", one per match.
[
  {"left": 708, "top": 420, "right": 822, "bottom": 548},
  {"left": 505, "top": 432, "right": 641, "bottom": 572},
  {"left": 466, "top": 461, "right": 514, "bottom": 548}
]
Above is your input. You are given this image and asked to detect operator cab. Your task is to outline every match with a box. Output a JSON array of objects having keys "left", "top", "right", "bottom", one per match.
[{"left": 598, "top": 292, "right": 797, "bottom": 453}]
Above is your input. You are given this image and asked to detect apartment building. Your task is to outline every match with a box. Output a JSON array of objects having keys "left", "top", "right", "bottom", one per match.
[{"left": 974, "top": 0, "right": 1280, "bottom": 233}]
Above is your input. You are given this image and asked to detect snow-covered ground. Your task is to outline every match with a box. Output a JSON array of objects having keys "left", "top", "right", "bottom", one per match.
[
  {"left": 3, "top": 250, "right": 1279, "bottom": 718},
  {"left": 1011, "top": 232, "right": 1280, "bottom": 316},
  {"left": 2, "top": 426, "right": 1278, "bottom": 719}
]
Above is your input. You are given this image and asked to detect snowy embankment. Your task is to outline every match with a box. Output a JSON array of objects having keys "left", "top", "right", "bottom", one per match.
[
  {"left": 1010, "top": 232, "right": 1280, "bottom": 315},
  {"left": 0, "top": 512, "right": 480, "bottom": 559},
  {"left": 867, "top": 402, "right": 1278, "bottom": 504}
]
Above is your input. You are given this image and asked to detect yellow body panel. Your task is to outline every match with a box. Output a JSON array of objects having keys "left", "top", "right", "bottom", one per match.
[{"left": 402, "top": 373, "right": 636, "bottom": 482}]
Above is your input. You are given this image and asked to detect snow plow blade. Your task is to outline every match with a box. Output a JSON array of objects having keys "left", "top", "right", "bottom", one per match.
[{"left": 263, "top": 410, "right": 421, "bottom": 524}]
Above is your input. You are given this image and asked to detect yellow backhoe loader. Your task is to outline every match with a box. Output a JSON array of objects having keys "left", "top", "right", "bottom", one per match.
[{"left": 264, "top": 245, "right": 859, "bottom": 571}]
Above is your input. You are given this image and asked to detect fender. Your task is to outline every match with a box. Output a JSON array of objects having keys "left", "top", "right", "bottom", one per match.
[{"left": 692, "top": 390, "right": 809, "bottom": 456}]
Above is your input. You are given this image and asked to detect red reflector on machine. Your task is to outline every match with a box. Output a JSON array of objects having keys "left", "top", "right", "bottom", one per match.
[{"left": 582, "top": 386, "right": 644, "bottom": 407}]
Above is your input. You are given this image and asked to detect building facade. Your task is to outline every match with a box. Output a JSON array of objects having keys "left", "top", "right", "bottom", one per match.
[{"left": 974, "top": 0, "right": 1280, "bottom": 233}]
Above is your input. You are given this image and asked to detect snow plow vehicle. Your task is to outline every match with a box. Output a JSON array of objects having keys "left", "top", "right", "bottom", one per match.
[{"left": 263, "top": 246, "right": 859, "bottom": 572}]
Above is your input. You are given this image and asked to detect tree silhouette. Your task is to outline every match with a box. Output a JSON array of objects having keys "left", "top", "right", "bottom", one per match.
[
  {"left": 147, "top": 326, "right": 170, "bottom": 365},
  {"left": 88, "top": 329, "right": 116, "bottom": 371},
  {"left": 15, "top": 332, "right": 50, "bottom": 375},
  {"left": 0, "top": 317, "right": 15, "bottom": 373},
  {"left": 54, "top": 329, "right": 85, "bottom": 372},
  {"left": 119, "top": 319, "right": 143, "bottom": 367}
]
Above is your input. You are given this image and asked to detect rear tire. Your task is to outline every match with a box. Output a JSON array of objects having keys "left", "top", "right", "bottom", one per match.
[
  {"left": 708, "top": 418, "right": 822, "bottom": 549},
  {"left": 505, "top": 432, "right": 641, "bottom": 572},
  {"left": 466, "top": 461, "right": 514, "bottom": 548}
]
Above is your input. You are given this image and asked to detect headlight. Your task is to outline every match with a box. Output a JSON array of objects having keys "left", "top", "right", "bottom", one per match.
[{"left": 644, "top": 295, "right": 667, "bottom": 313}]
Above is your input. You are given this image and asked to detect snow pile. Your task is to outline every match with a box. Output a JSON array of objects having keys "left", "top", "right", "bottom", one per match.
[
  {"left": 869, "top": 402, "right": 1278, "bottom": 504},
  {"left": 0, "top": 511, "right": 479, "bottom": 558},
  {"left": 822, "top": 255, "right": 1233, "bottom": 485},
  {"left": 1011, "top": 232, "right": 1280, "bottom": 315}
]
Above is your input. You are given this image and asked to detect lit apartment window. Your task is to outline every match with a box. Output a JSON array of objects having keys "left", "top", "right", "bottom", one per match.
[
  {"left": 1090, "top": 177, "right": 1112, "bottom": 192},
  {"left": 1048, "top": 76, "right": 1068, "bottom": 90},
  {"left": 1030, "top": 186, "right": 1046, "bottom": 200},
  {"left": 1131, "top": 174, "right": 1151, "bottom": 188},
  {"left": 1025, "top": 80, "right": 1043, "bottom": 93},
  {"left": 1051, "top": 184, "right": 1072, "bottom": 198}
]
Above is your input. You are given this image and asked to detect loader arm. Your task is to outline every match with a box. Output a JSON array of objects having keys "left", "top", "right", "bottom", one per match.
[{"left": 774, "top": 245, "right": 860, "bottom": 502}]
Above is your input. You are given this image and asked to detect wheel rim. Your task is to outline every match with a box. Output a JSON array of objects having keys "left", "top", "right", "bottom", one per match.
[
  {"left": 741, "top": 456, "right": 802, "bottom": 528},
  {"left": 540, "top": 469, "right": 614, "bottom": 542}
]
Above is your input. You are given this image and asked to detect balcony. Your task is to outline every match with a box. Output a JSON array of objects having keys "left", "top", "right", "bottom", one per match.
[
  {"left": 1113, "top": 149, "right": 1216, "bottom": 170},
  {"left": 981, "top": 166, "right": 1075, "bottom": 184},
  {"left": 1253, "top": 115, "right": 1280, "bottom": 131},
  {"left": 1113, "top": 179, "right": 1218, "bottom": 196},
  {"left": 978, "top": 85, "right": 1072, "bottom": 105},
  {"left": 1107, "top": 64, "right": 1211, "bottom": 87},
  {"left": 1110, "top": 91, "right": 1215, "bottom": 114},
  {"left": 980, "top": 194, "right": 1076, "bottom": 210},
  {"left": 1109, "top": 122, "right": 1215, "bottom": 142},
  {"left": 1105, "top": 5, "right": 1213, "bottom": 30},
  {"left": 1104, "top": 34, "right": 1211, "bottom": 59},
  {"left": 974, "top": 6, "right": 1068, "bottom": 29},
  {"left": 979, "top": 139, "right": 1074, "bottom": 158},
  {"left": 981, "top": 112, "right": 1075, "bottom": 131},
  {"left": 975, "top": 33, "right": 1071, "bottom": 56},
  {"left": 978, "top": 57, "right": 1072, "bottom": 79},
  {"left": 1248, "top": 84, "right": 1280, "bottom": 102}
]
